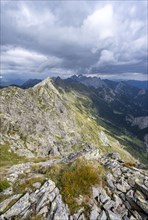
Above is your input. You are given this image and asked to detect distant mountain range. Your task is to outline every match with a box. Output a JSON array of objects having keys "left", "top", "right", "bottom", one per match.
[
  {"left": 126, "top": 80, "right": 148, "bottom": 89},
  {"left": 21, "top": 79, "right": 42, "bottom": 89},
  {"left": 0, "top": 75, "right": 147, "bottom": 90}
]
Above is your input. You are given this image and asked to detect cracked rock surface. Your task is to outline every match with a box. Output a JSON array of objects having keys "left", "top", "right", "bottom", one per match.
[{"left": 0, "top": 152, "right": 148, "bottom": 220}]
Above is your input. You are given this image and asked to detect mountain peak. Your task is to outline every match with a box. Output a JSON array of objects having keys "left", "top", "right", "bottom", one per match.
[
  {"left": 68, "top": 75, "right": 107, "bottom": 89},
  {"left": 34, "top": 76, "right": 53, "bottom": 88}
]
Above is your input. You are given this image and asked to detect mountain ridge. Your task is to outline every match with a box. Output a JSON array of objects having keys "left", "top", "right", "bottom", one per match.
[{"left": 0, "top": 76, "right": 148, "bottom": 220}]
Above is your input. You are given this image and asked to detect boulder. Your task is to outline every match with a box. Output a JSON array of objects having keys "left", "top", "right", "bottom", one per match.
[
  {"left": 107, "top": 153, "right": 120, "bottom": 160},
  {"left": 106, "top": 173, "right": 115, "bottom": 190}
]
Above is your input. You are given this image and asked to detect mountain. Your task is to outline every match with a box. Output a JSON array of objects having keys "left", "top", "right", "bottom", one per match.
[
  {"left": 0, "top": 78, "right": 25, "bottom": 88},
  {"left": 1, "top": 75, "right": 147, "bottom": 160},
  {"left": 0, "top": 77, "right": 135, "bottom": 159},
  {"left": 65, "top": 75, "right": 148, "bottom": 147},
  {"left": 126, "top": 80, "right": 148, "bottom": 90},
  {"left": 66, "top": 74, "right": 107, "bottom": 88},
  {"left": 0, "top": 76, "right": 148, "bottom": 220},
  {"left": 21, "top": 79, "right": 42, "bottom": 89}
]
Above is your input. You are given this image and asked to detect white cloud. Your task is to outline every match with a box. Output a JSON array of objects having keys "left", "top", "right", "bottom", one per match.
[
  {"left": 97, "top": 50, "right": 116, "bottom": 66},
  {"left": 81, "top": 4, "right": 115, "bottom": 42},
  {"left": 16, "top": 3, "right": 56, "bottom": 28},
  {"left": 1, "top": 1, "right": 147, "bottom": 79},
  {"left": 92, "top": 72, "right": 147, "bottom": 81},
  {"left": 1, "top": 46, "right": 63, "bottom": 75},
  {"left": 1, "top": 46, "right": 47, "bottom": 66}
]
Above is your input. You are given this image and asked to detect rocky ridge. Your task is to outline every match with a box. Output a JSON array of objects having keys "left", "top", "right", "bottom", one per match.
[
  {"left": 0, "top": 77, "right": 136, "bottom": 161},
  {"left": 0, "top": 77, "right": 83, "bottom": 157},
  {"left": 0, "top": 151, "right": 148, "bottom": 220}
]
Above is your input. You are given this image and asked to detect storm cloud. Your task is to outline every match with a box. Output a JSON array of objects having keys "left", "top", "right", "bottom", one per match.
[{"left": 1, "top": 1, "right": 148, "bottom": 80}]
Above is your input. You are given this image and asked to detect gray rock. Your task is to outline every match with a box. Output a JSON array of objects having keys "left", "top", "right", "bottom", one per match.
[
  {"left": 36, "top": 181, "right": 57, "bottom": 213},
  {"left": 6, "top": 162, "right": 33, "bottom": 183},
  {"left": 119, "top": 193, "right": 126, "bottom": 201},
  {"left": 126, "top": 196, "right": 143, "bottom": 212},
  {"left": 107, "top": 152, "right": 120, "bottom": 160},
  {"left": 0, "top": 187, "right": 13, "bottom": 196},
  {"left": 135, "top": 182, "right": 148, "bottom": 198},
  {"left": 92, "top": 187, "right": 100, "bottom": 199},
  {"left": 113, "top": 168, "right": 122, "bottom": 178},
  {"left": 114, "top": 204, "right": 128, "bottom": 217},
  {"left": 116, "top": 183, "right": 127, "bottom": 193},
  {"left": 106, "top": 173, "right": 115, "bottom": 190},
  {"left": 98, "top": 210, "right": 107, "bottom": 220},
  {"left": 32, "top": 182, "right": 41, "bottom": 189},
  {"left": 78, "top": 213, "right": 86, "bottom": 220},
  {"left": 124, "top": 200, "right": 132, "bottom": 210},
  {"left": 72, "top": 208, "right": 84, "bottom": 220},
  {"left": 113, "top": 194, "right": 123, "bottom": 208},
  {"left": 136, "top": 200, "right": 148, "bottom": 215},
  {"left": 84, "top": 149, "right": 100, "bottom": 160},
  {"left": 0, "top": 194, "right": 22, "bottom": 213},
  {"left": 126, "top": 190, "right": 134, "bottom": 198},
  {"left": 103, "top": 200, "right": 115, "bottom": 210},
  {"left": 123, "top": 216, "right": 130, "bottom": 220},
  {"left": 131, "top": 210, "right": 144, "bottom": 220},
  {"left": 127, "top": 177, "right": 136, "bottom": 187},
  {"left": 90, "top": 204, "right": 101, "bottom": 220},
  {"left": 99, "top": 131, "right": 110, "bottom": 146},
  {"left": 1, "top": 193, "right": 30, "bottom": 219},
  {"left": 47, "top": 194, "right": 69, "bottom": 220},
  {"left": 131, "top": 116, "right": 148, "bottom": 130},
  {"left": 106, "top": 210, "right": 122, "bottom": 220},
  {"left": 144, "top": 179, "right": 148, "bottom": 188},
  {"left": 129, "top": 216, "right": 137, "bottom": 220}
]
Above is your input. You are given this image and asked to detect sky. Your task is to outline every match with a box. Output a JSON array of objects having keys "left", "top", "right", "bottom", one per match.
[{"left": 1, "top": 0, "right": 148, "bottom": 81}]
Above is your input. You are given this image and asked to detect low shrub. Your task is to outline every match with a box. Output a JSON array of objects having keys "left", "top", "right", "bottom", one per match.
[
  {"left": 0, "top": 179, "right": 10, "bottom": 193},
  {"left": 13, "top": 177, "right": 45, "bottom": 193},
  {"left": 124, "top": 162, "right": 136, "bottom": 168}
]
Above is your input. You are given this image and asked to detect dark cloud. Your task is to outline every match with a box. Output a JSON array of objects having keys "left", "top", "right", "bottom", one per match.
[{"left": 1, "top": 1, "right": 147, "bottom": 80}]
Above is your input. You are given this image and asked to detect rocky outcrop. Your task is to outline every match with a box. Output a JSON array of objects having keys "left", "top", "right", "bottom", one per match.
[
  {"left": 0, "top": 77, "right": 87, "bottom": 157},
  {"left": 131, "top": 116, "right": 148, "bottom": 130},
  {"left": 0, "top": 152, "right": 147, "bottom": 220},
  {"left": 68, "top": 75, "right": 107, "bottom": 89},
  {"left": 0, "top": 179, "right": 69, "bottom": 220},
  {"left": 99, "top": 131, "right": 110, "bottom": 146},
  {"left": 126, "top": 115, "right": 148, "bottom": 130}
]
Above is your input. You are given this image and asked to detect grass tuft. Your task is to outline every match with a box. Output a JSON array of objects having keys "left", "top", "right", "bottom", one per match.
[
  {"left": 0, "top": 179, "right": 10, "bottom": 193},
  {"left": 44, "top": 158, "right": 106, "bottom": 213}
]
